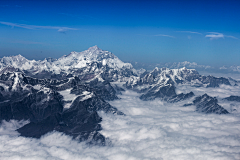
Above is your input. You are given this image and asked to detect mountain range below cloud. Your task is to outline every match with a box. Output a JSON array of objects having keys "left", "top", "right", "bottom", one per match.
[
  {"left": 0, "top": 46, "right": 240, "bottom": 160},
  {"left": 1, "top": 0, "right": 240, "bottom": 159}
]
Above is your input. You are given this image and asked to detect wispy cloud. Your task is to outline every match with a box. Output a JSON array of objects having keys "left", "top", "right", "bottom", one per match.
[
  {"left": 154, "top": 34, "right": 175, "bottom": 38},
  {"left": 205, "top": 32, "right": 238, "bottom": 40},
  {"left": 0, "top": 21, "right": 78, "bottom": 33},
  {"left": 176, "top": 31, "right": 202, "bottom": 35},
  {"left": 225, "top": 35, "right": 238, "bottom": 39},
  {"left": 205, "top": 32, "right": 224, "bottom": 40}
]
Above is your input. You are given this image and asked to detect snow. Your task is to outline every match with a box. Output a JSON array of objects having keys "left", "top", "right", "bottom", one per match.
[
  {"left": 33, "top": 84, "right": 42, "bottom": 90},
  {"left": 58, "top": 89, "right": 94, "bottom": 108},
  {"left": 132, "top": 68, "right": 146, "bottom": 76},
  {"left": 1, "top": 47, "right": 240, "bottom": 159},
  {"left": 58, "top": 89, "right": 78, "bottom": 108},
  {"left": 0, "top": 46, "right": 135, "bottom": 76},
  {"left": 11, "top": 73, "right": 19, "bottom": 91},
  {"left": 79, "top": 91, "right": 94, "bottom": 101},
  {"left": 102, "top": 59, "right": 107, "bottom": 66},
  {"left": 75, "top": 61, "right": 87, "bottom": 68},
  {"left": 0, "top": 83, "right": 9, "bottom": 91},
  {"left": 40, "top": 87, "right": 51, "bottom": 94}
]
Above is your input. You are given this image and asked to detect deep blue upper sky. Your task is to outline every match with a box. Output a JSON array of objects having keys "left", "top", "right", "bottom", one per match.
[{"left": 0, "top": 0, "right": 240, "bottom": 66}]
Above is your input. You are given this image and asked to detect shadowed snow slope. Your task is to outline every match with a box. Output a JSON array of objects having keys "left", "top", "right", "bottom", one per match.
[{"left": 0, "top": 89, "right": 240, "bottom": 160}]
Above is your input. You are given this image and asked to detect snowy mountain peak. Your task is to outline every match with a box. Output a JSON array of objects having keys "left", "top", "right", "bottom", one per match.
[
  {"left": 0, "top": 46, "right": 134, "bottom": 79},
  {"left": 181, "top": 67, "right": 187, "bottom": 70},
  {"left": 0, "top": 54, "right": 38, "bottom": 71},
  {"left": 56, "top": 46, "right": 133, "bottom": 70},
  {"left": 88, "top": 45, "right": 101, "bottom": 51},
  {"left": 1, "top": 54, "right": 27, "bottom": 64}
]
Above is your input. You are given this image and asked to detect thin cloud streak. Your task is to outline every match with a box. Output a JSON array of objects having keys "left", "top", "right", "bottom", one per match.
[
  {"left": 154, "top": 34, "right": 176, "bottom": 38},
  {"left": 205, "top": 32, "right": 238, "bottom": 40},
  {"left": 205, "top": 32, "right": 224, "bottom": 40},
  {"left": 0, "top": 21, "right": 78, "bottom": 33},
  {"left": 225, "top": 35, "right": 238, "bottom": 39},
  {"left": 176, "top": 31, "right": 202, "bottom": 35}
]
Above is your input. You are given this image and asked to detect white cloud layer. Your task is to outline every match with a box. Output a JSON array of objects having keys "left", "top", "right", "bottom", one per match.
[
  {"left": 0, "top": 21, "right": 78, "bottom": 33},
  {"left": 177, "top": 31, "right": 202, "bottom": 35},
  {"left": 0, "top": 82, "right": 240, "bottom": 160},
  {"left": 205, "top": 32, "right": 224, "bottom": 40},
  {"left": 205, "top": 32, "right": 238, "bottom": 40}
]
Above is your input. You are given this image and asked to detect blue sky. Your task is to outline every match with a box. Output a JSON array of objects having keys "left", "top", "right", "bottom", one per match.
[{"left": 0, "top": 0, "right": 240, "bottom": 66}]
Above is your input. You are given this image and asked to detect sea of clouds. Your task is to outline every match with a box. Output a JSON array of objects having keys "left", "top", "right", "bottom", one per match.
[{"left": 1, "top": 78, "right": 240, "bottom": 160}]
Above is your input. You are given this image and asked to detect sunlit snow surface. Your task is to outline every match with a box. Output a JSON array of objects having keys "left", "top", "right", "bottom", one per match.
[{"left": 1, "top": 89, "right": 240, "bottom": 159}]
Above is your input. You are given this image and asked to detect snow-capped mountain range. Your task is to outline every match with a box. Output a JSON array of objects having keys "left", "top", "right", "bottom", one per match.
[
  {"left": 0, "top": 46, "right": 132, "bottom": 73},
  {"left": 0, "top": 46, "right": 139, "bottom": 81},
  {"left": 1, "top": 45, "right": 240, "bottom": 145},
  {"left": 130, "top": 60, "right": 240, "bottom": 73}
]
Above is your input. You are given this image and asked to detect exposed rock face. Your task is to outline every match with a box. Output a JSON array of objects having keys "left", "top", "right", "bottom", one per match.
[
  {"left": 23, "top": 74, "right": 120, "bottom": 101},
  {"left": 0, "top": 46, "right": 235, "bottom": 146},
  {"left": 139, "top": 79, "right": 176, "bottom": 101},
  {"left": 125, "top": 67, "right": 231, "bottom": 90},
  {"left": 0, "top": 90, "right": 63, "bottom": 122},
  {"left": 200, "top": 76, "right": 231, "bottom": 88},
  {"left": 125, "top": 67, "right": 231, "bottom": 102},
  {"left": 223, "top": 95, "right": 240, "bottom": 102},
  {"left": 168, "top": 92, "right": 195, "bottom": 103},
  {"left": 193, "top": 94, "right": 229, "bottom": 114},
  {"left": 85, "top": 79, "right": 119, "bottom": 101},
  {"left": 0, "top": 71, "right": 124, "bottom": 145},
  {"left": 17, "top": 105, "right": 105, "bottom": 145}
]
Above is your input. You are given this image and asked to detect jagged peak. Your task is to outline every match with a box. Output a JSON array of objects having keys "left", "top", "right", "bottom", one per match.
[
  {"left": 182, "top": 67, "right": 187, "bottom": 70},
  {"left": 88, "top": 45, "right": 102, "bottom": 51},
  {"left": 14, "top": 54, "right": 25, "bottom": 58},
  {"left": 2, "top": 54, "right": 26, "bottom": 60},
  {"left": 43, "top": 57, "right": 57, "bottom": 62}
]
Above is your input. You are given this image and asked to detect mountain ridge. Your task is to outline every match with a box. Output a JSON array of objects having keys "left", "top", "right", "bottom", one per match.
[{"left": 0, "top": 46, "right": 237, "bottom": 145}]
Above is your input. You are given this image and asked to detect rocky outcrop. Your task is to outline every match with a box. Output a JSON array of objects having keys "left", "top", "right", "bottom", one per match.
[
  {"left": 168, "top": 92, "right": 194, "bottom": 103},
  {"left": 0, "top": 71, "right": 124, "bottom": 145},
  {"left": 223, "top": 95, "right": 240, "bottom": 102},
  {"left": 193, "top": 94, "right": 229, "bottom": 114}
]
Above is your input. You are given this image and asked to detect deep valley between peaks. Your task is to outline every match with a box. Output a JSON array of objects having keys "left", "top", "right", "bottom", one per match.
[{"left": 0, "top": 46, "right": 240, "bottom": 147}]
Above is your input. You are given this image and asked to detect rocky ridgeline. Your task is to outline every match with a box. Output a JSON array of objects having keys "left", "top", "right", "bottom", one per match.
[
  {"left": 193, "top": 94, "right": 229, "bottom": 114},
  {"left": 125, "top": 67, "right": 231, "bottom": 101},
  {"left": 0, "top": 46, "right": 138, "bottom": 81},
  {"left": 0, "top": 71, "right": 124, "bottom": 145},
  {"left": 0, "top": 46, "right": 236, "bottom": 144}
]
